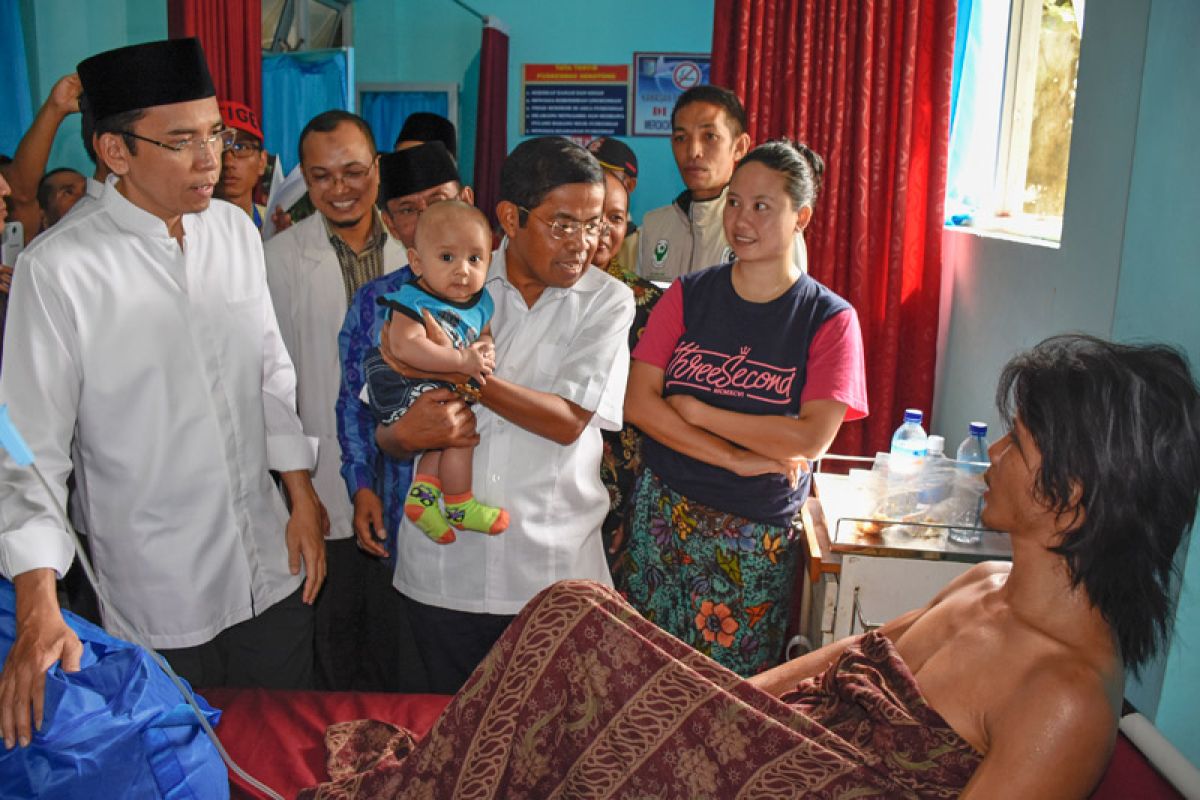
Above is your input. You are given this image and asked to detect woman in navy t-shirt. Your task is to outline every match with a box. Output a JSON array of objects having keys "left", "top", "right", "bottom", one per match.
[{"left": 620, "top": 140, "right": 869, "bottom": 676}]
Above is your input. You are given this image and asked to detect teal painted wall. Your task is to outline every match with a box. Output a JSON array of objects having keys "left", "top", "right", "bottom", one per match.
[
  {"left": 15, "top": 0, "right": 712, "bottom": 222},
  {"left": 16, "top": 0, "right": 166, "bottom": 174},
  {"left": 1111, "top": 0, "right": 1200, "bottom": 764},
  {"left": 352, "top": 0, "right": 714, "bottom": 223}
]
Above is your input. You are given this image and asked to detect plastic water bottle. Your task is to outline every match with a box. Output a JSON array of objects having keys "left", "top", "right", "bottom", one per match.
[
  {"left": 918, "top": 435, "right": 952, "bottom": 507},
  {"left": 889, "top": 409, "right": 928, "bottom": 479},
  {"left": 949, "top": 422, "right": 989, "bottom": 544},
  {"left": 927, "top": 435, "right": 944, "bottom": 456}
]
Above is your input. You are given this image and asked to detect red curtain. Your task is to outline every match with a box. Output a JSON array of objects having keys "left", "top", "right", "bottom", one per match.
[
  {"left": 712, "top": 0, "right": 955, "bottom": 457},
  {"left": 474, "top": 17, "right": 509, "bottom": 228},
  {"left": 168, "top": 0, "right": 263, "bottom": 119}
]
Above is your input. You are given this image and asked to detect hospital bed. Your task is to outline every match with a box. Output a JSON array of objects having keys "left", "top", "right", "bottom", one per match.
[{"left": 205, "top": 688, "right": 1199, "bottom": 799}]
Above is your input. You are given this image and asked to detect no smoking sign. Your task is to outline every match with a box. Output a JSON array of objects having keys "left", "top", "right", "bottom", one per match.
[
  {"left": 672, "top": 61, "right": 702, "bottom": 90},
  {"left": 632, "top": 52, "right": 712, "bottom": 136}
]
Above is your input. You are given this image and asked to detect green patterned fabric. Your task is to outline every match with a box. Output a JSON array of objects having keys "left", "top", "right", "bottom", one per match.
[{"left": 618, "top": 468, "right": 801, "bottom": 676}]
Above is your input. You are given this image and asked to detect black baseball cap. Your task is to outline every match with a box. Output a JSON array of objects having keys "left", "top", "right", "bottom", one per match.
[{"left": 589, "top": 137, "right": 638, "bottom": 180}]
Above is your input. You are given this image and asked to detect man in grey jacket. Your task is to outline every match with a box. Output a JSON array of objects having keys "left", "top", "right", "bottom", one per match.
[{"left": 636, "top": 85, "right": 750, "bottom": 282}]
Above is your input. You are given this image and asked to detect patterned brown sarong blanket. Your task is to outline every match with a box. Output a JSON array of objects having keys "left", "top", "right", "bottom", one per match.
[{"left": 299, "top": 580, "right": 981, "bottom": 799}]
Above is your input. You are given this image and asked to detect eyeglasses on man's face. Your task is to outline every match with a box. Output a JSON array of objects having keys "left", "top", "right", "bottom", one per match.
[
  {"left": 223, "top": 139, "right": 264, "bottom": 160},
  {"left": 518, "top": 206, "right": 604, "bottom": 242},
  {"left": 305, "top": 161, "right": 376, "bottom": 191},
  {"left": 387, "top": 189, "right": 456, "bottom": 219},
  {"left": 121, "top": 128, "right": 238, "bottom": 156}
]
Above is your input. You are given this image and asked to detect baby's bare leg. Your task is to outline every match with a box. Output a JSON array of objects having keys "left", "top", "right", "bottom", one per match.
[
  {"left": 442, "top": 445, "right": 509, "bottom": 535},
  {"left": 439, "top": 446, "right": 473, "bottom": 496},
  {"left": 417, "top": 448, "right": 441, "bottom": 478}
]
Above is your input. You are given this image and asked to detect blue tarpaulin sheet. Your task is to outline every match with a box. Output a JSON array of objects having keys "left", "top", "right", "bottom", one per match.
[{"left": 0, "top": 579, "right": 228, "bottom": 799}]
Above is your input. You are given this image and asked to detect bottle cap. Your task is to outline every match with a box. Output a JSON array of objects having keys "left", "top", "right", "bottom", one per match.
[
  {"left": 903, "top": 408, "right": 923, "bottom": 424},
  {"left": 969, "top": 421, "right": 988, "bottom": 437},
  {"left": 926, "top": 435, "right": 945, "bottom": 455}
]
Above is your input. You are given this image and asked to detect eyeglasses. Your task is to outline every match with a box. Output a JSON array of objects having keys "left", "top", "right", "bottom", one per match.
[
  {"left": 518, "top": 206, "right": 603, "bottom": 242},
  {"left": 223, "top": 140, "right": 263, "bottom": 159},
  {"left": 387, "top": 190, "right": 456, "bottom": 219},
  {"left": 305, "top": 161, "right": 376, "bottom": 190},
  {"left": 121, "top": 128, "right": 237, "bottom": 156}
]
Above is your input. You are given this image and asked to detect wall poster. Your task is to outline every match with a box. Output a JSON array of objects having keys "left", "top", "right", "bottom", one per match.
[
  {"left": 522, "top": 64, "right": 630, "bottom": 136},
  {"left": 631, "top": 52, "right": 712, "bottom": 136}
]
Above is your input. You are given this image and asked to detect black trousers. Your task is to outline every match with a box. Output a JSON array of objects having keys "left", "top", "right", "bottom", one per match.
[
  {"left": 61, "top": 533, "right": 101, "bottom": 625},
  {"left": 402, "top": 593, "right": 515, "bottom": 694},
  {"left": 159, "top": 585, "right": 314, "bottom": 690},
  {"left": 314, "top": 537, "right": 429, "bottom": 693}
]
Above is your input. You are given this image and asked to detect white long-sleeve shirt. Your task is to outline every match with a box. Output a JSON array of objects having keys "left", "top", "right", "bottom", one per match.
[
  {"left": 394, "top": 249, "right": 635, "bottom": 615},
  {"left": 0, "top": 184, "right": 316, "bottom": 649}
]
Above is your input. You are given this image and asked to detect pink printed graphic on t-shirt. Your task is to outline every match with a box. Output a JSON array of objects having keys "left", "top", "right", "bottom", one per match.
[{"left": 664, "top": 341, "right": 796, "bottom": 404}]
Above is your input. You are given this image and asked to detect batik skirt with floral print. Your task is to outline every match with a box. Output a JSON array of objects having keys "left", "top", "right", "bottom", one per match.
[{"left": 617, "top": 468, "right": 802, "bottom": 677}]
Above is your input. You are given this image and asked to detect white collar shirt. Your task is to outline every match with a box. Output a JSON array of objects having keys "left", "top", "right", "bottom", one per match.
[
  {"left": 0, "top": 185, "right": 316, "bottom": 649},
  {"left": 394, "top": 246, "right": 635, "bottom": 614}
]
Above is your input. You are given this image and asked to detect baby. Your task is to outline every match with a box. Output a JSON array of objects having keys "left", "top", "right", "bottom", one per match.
[{"left": 361, "top": 200, "right": 508, "bottom": 544}]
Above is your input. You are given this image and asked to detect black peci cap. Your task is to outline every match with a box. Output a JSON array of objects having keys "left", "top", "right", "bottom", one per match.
[
  {"left": 77, "top": 38, "right": 216, "bottom": 122},
  {"left": 395, "top": 112, "right": 457, "bottom": 158},
  {"left": 378, "top": 141, "right": 461, "bottom": 205}
]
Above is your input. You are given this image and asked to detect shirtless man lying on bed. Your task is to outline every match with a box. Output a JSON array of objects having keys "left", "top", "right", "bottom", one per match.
[
  {"left": 749, "top": 333, "right": 1200, "bottom": 797},
  {"left": 301, "top": 333, "right": 1200, "bottom": 800}
]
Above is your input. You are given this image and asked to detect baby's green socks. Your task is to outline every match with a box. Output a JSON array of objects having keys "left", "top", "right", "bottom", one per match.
[
  {"left": 405, "top": 475, "right": 455, "bottom": 544},
  {"left": 444, "top": 491, "right": 509, "bottom": 535},
  {"left": 406, "top": 479, "right": 509, "bottom": 543}
]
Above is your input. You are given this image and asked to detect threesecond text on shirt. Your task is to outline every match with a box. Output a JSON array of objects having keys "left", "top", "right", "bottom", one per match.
[{"left": 663, "top": 342, "right": 797, "bottom": 404}]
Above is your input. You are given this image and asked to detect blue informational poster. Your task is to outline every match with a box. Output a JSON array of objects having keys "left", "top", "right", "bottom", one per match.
[
  {"left": 631, "top": 52, "right": 712, "bottom": 136},
  {"left": 522, "top": 64, "right": 630, "bottom": 136}
]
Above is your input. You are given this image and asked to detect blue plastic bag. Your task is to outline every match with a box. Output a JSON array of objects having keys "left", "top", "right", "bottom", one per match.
[{"left": 0, "top": 579, "right": 228, "bottom": 799}]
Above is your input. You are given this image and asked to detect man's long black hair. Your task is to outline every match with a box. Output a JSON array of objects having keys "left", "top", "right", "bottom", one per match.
[{"left": 997, "top": 334, "right": 1200, "bottom": 672}]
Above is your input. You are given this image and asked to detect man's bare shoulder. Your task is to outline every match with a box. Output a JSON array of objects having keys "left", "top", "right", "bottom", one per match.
[
  {"left": 1021, "top": 652, "right": 1119, "bottom": 712},
  {"left": 965, "top": 653, "right": 1119, "bottom": 797},
  {"left": 995, "top": 639, "right": 1120, "bottom": 729},
  {"left": 951, "top": 560, "right": 1122, "bottom": 797}
]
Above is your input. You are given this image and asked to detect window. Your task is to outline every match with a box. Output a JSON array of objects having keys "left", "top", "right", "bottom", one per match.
[
  {"left": 263, "top": 0, "right": 352, "bottom": 52},
  {"left": 358, "top": 84, "right": 459, "bottom": 156},
  {"left": 945, "top": 0, "right": 1085, "bottom": 243}
]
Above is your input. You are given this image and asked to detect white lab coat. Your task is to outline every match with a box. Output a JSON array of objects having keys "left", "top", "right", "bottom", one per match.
[{"left": 263, "top": 213, "right": 405, "bottom": 540}]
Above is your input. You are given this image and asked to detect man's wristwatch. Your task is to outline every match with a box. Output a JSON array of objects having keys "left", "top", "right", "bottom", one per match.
[{"left": 454, "top": 380, "right": 482, "bottom": 403}]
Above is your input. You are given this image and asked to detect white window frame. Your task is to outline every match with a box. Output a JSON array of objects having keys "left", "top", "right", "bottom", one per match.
[
  {"left": 356, "top": 83, "right": 460, "bottom": 134},
  {"left": 950, "top": 0, "right": 1084, "bottom": 244},
  {"left": 994, "top": 0, "right": 1044, "bottom": 219}
]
